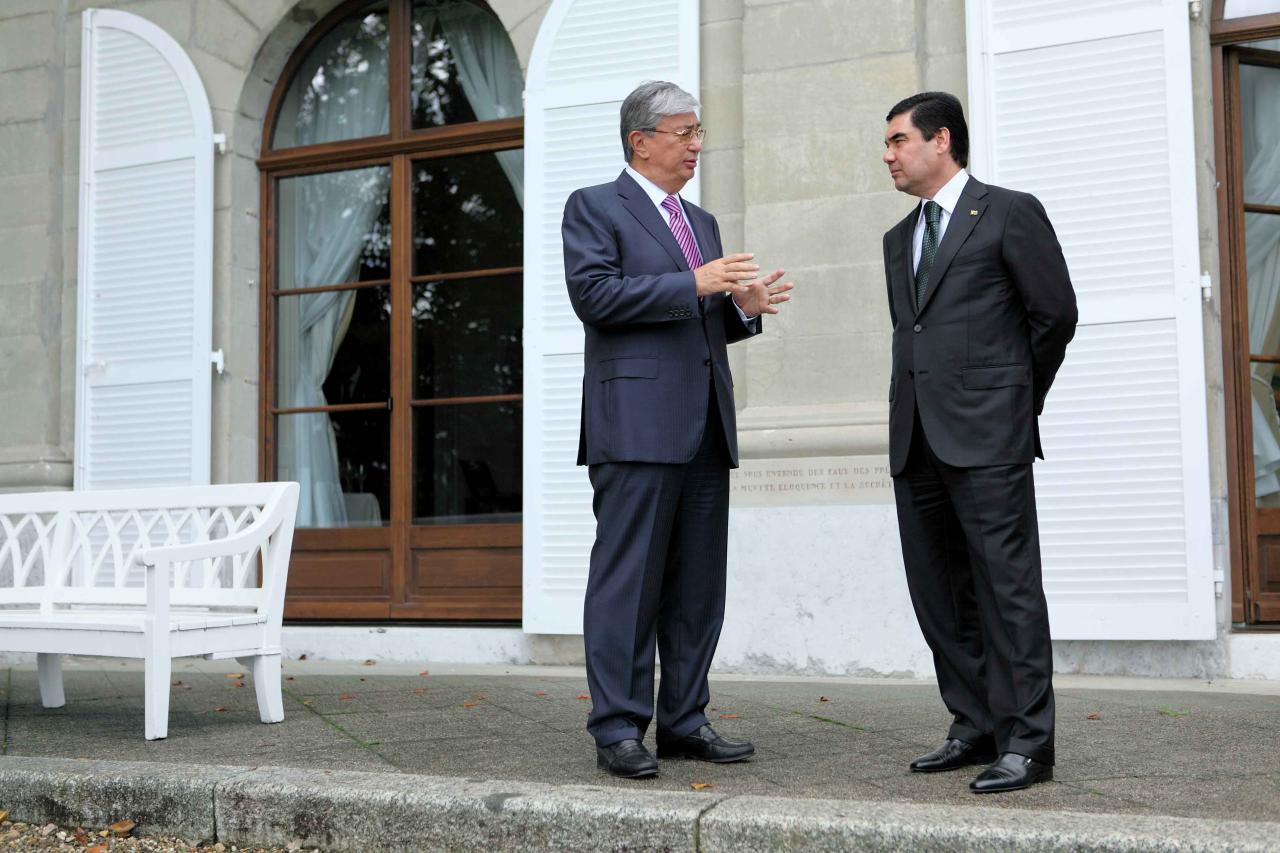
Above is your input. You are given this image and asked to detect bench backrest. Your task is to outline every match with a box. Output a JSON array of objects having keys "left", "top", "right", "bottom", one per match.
[{"left": 0, "top": 483, "right": 298, "bottom": 621}]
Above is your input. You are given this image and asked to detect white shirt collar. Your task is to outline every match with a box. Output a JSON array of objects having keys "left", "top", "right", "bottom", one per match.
[
  {"left": 625, "top": 165, "right": 682, "bottom": 211},
  {"left": 922, "top": 168, "right": 970, "bottom": 216}
]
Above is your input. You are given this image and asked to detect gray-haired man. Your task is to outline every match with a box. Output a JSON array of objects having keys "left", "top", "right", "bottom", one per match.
[{"left": 562, "top": 81, "right": 793, "bottom": 778}]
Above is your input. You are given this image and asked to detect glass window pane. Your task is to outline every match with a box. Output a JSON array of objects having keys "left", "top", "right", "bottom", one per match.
[
  {"left": 411, "top": 1, "right": 524, "bottom": 130},
  {"left": 277, "top": 285, "right": 390, "bottom": 407},
  {"left": 1225, "top": 0, "right": 1280, "bottom": 20},
  {"left": 412, "top": 152, "right": 522, "bottom": 275},
  {"left": 1242, "top": 63, "right": 1280, "bottom": 207},
  {"left": 413, "top": 274, "right": 521, "bottom": 399},
  {"left": 273, "top": 5, "right": 390, "bottom": 148},
  {"left": 414, "top": 402, "right": 521, "bottom": 523},
  {"left": 277, "top": 167, "right": 391, "bottom": 290},
  {"left": 277, "top": 410, "right": 390, "bottom": 528}
]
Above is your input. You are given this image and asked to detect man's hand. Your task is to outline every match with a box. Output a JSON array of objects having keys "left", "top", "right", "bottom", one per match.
[
  {"left": 695, "top": 253, "right": 759, "bottom": 297},
  {"left": 732, "top": 269, "right": 794, "bottom": 316}
]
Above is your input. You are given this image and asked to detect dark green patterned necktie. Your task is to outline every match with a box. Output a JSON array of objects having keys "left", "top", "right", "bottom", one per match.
[{"left": 915, "top": 200, "right": 942, "bottom": 311}]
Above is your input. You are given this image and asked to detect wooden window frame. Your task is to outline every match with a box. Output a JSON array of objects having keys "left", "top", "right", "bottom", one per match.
[
  {"left": 1213, "top": 0, "right": 1280, "bottom": 623},
  {"left": 257, "top": 0, "right": 525, "bottom": 621}
]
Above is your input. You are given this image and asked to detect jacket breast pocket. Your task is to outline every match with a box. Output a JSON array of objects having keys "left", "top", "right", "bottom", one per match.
[
  {"left": 598, "top": 356, "right": 659, "bottom": 381},
  {"left": 961, "top": 363, "right": 1029, "bottom": 390}
]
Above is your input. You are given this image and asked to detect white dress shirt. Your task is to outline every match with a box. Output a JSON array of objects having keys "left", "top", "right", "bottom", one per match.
[
  {"left": 912, "top": 168, "right": 971, "bottom": 273},
  {"left": 624, "top": 166, "right": 758, "bottom": 322}
]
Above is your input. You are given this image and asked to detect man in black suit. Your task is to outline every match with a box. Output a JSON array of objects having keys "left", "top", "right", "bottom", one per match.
[
  {"left": 562, "top": 81, "right": 793, "bottom": 778},
  {"left": 881, "top": 92, "right": 1077, "bottom": 793}
]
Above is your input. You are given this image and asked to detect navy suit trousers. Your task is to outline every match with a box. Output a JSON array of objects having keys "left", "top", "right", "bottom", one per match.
[{"left": 583, "top": 385, "right": 731, "bottom": 747}]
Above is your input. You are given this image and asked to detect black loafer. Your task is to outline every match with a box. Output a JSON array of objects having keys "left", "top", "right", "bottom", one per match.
[
  {"left": 909, "top": 737, "right": 997, "bottom": 773},
  {"left": 656, "top": 724, "right": 754, "bottom": 763},
  {"left": 596, "top": 738, "right": 658, "bottom": 778},
  {"left": 969, "top": 752, "right": 1053, "bottom": 793}
]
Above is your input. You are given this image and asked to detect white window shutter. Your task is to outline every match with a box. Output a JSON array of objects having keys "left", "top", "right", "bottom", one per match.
[
  {"left": 74, "top": 9, "right": 214, "bottom": 489},
  {"left": 966, "top": 0, "right": 1214, "bottom": 639},
  {"left": 522, "top": 0, "right": 700, "bottom": 634}
]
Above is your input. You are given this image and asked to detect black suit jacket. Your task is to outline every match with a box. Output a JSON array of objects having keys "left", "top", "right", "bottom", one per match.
[
  {"left": 562, "top": 171, "right": 759, "bottom": 467},
  {"left": 883, "top": 176, "right": 1077, "bottom": 475}
]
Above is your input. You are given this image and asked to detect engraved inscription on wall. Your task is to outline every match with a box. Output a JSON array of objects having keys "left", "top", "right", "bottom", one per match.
[{"left": 730, "top": 455, "right": 894, "bottom": 506}]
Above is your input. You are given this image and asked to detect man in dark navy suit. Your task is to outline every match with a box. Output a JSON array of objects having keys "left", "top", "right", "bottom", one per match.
[
  {"left": 881, "top": 92, "right": 1077, "bottom": 793},
  {"left": 562, "top": 80, "right": 793, "bottom": 778}
]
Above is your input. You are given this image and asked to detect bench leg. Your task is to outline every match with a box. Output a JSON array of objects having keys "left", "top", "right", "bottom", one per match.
[
  {"left": 36, "top": 653, "right": 65, "bottom": 708},
  {"left": 144, "top": 655, "right": 171, "bottom": 740},
  {"left": 238, "top": 654, "right": 284, "bottom": 724}
]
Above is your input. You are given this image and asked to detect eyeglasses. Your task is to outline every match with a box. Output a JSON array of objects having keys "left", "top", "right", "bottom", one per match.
[{"left": 645, "top": 126, "right": 706, "bottom": 143}]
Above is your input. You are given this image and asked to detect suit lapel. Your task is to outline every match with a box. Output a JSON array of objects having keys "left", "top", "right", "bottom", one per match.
[
  {"left": 615, "top": 171, "right": 689, "bottom": 272},
  {"left": 916, "top": 176, "right": 989, "bottom": 317},
  {"left": 898, "top": 211, "right": 917, "bottom": 317}
]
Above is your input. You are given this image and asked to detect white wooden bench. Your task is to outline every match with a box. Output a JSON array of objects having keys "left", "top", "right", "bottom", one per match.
[{"left": 0, "top": 482, "right": 299, "bottom": 740}]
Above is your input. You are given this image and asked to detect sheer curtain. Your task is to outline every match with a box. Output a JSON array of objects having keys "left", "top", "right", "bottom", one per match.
[
  {"left": 276, "top": 49, "right": 390, "bottom": 527},
  {"left": 1241, "top": 64, "right": 1280, "bottom": 499},
  {"left": 436, "top": 3, "right": 524, "bottom": 204}
]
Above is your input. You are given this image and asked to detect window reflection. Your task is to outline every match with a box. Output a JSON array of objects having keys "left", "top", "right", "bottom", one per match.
[{"left": 274, "top": 5, "right": 390, "bottom": 149}]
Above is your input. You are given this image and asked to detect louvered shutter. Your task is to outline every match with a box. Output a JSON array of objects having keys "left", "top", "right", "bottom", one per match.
[
  {"left": 74, "top": 9, "right": 215, "bottom": 489},
  {"left": 522, "top": 0, "right": 700, "bottom": 633},
  {"left": 966, "top": 0, "right": 1214, "bottom": 638}
]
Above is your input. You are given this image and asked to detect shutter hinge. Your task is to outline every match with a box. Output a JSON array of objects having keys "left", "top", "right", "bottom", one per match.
[
  {"left": 212, "top": 133, "right": 227, "bottom": 155},
  {"left": 211, "top": 349, "right": 225, "bottom": 375},
  {"left": 1189, "top": 0, "right": 1203, "bottom": 20},
  {"left": 1213, "top": 565, "right": 1226, "bottom": 598},
  {"left": 1201, "top": 272, "right": 1213, "bottom": 303}
]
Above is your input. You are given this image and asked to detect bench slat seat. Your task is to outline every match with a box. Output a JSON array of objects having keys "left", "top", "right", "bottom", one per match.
[{"left": 0, "top": 482, "right": 299, "bottom": 739}]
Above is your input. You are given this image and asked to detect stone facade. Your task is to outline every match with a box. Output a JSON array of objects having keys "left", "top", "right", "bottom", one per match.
[{"left": 0, "top": 0, "right": 1272, "bottom": 678}]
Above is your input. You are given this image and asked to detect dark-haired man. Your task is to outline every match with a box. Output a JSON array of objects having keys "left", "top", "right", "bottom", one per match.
[{"left": 881, "top": 92, "right": 1077, "bottom": 793}]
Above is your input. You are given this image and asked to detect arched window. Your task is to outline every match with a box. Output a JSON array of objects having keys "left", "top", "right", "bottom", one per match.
[{"left": 260, "top": 0, "right": 524, "bottom": 620}]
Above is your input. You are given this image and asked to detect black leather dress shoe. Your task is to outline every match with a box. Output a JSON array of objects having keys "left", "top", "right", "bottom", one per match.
[
  {"left": 969, "top": 752, "right": 1053, "bottom": 793},
  {"left": 596, "top": 739, "right": 658, "bottom": 778},
  {"left": 656, "top": 724, "right": 755, "bottom": 763},
  {"left": 909, "top": 738, "right": 997, "bottom": 773}
]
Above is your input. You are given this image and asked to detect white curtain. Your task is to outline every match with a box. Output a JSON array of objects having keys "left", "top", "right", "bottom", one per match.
[
  {"left": 435, "top": 3, "right": 524, "bottom": 205},
  {"left": 276, "top": 43, "right": 390, "bottom": 527},
  {"left": 1241, "top": 64, "right": 1280, "bottom": 499}
]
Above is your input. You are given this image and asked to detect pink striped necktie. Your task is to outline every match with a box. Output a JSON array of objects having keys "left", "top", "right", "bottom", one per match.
[{"left": 661, "top": 195, "right": 704, "bottom": 269}]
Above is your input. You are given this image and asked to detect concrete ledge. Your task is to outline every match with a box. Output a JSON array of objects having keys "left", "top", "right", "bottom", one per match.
[
  {"left": 699, "top": 796, "right": 1280, "bottom": 853},
  {"left": 2, "top": 756, "right": 1278, "bottom": 852},
  {"left": 0, "top": 756, "right": 238, "bottom": 842}
]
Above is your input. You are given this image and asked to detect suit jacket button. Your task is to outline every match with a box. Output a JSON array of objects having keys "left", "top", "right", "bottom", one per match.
[
  {"left": 704, "top": 358, "right": 712, "bottom": 366},
  {"left": 913, "top": 323, "right": 923, "bottom": 333}
]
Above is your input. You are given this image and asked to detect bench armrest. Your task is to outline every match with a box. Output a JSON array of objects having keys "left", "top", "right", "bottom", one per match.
[{"left": 136, "top": 500, "right": 290, "bottom": 567}]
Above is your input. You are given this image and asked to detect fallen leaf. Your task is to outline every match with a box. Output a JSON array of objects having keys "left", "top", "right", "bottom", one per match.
[
  {"left": 225, "top": 673, "right": 244, "bottom": 680},
  {"left": 819, "top": 696, "right": 831, "bottom": 703},
  {"left": 718, "top": 713, "right": 740, "bottom": 719},
  {"left": 302, "top": 699, "right": 313, "bottom": 706},
  {"left": 690, "top": 782, "right": 713, "bottom": 790},
  {"left": 534, "top": 691, "right": 547, "bottom": 697},
  {"left": 338, "top": 693, "right": 355, "bottom": 701},
  {"left": 285, "top": 676, "right": 296, "bottom": 681},
  {"left": 463, "top": 702, "right": 479, "bottom": 708},
  {"left": 109, "top": 819, "right": 135, "bottom": 836},
  {"left": 419, "top": 670, "right": 430, "bottom": 677},
  {"left": 231, "top": 681, "right": 246, "bottom": 688},
  {"left": 1086, "top": 712, "right": 1101, "bottom": 721},
  {"left": 73, "top": 827, "right": 89, "bottom": 843},
  {"left": 363, "top": 659, "right": 376, "bottom": 666},
  {"left": 0, "top": 810, "right": 7, "bottom": 822},
  {"left": 577, "top": 694, "right": 590, "bottom": 700},
  {"left": 359, "top": 677, "right": 367, "bottom": 682},
  {"left": 413, "top": 687, "right": 425, "bottom": 695},
  {"left": 172, "top": 680, "right": 184, "bottom": 687},
  {"left": 87, "top": 846, "right": 108, "bottom": 853},
  {"left": 98, "top": 829, "right": 109, "bottom": 837},
  {"left": 213, "top": 706, "right": 229, "bottom": 713},
  {"left": 298, "top": 653, "right": 308, "bottom": 661}
]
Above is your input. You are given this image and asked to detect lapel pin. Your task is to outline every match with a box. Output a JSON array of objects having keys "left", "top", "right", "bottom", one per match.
[{"left": 969, "top": 209, "right": 979, "bottom": 216}]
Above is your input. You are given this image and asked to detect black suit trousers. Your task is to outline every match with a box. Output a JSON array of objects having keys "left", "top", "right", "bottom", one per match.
[
  {"left": 583, "top": 385, "right": 731, "bottom": 747},
  {"left": 893, "top": 411, "right": 1056, "bottom": 765}
]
